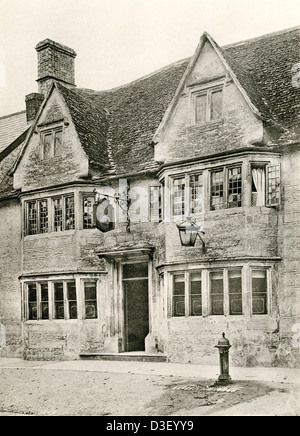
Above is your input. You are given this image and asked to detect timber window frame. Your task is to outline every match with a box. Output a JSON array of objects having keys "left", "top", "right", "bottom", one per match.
[
  {"left": 24, "top": 194, "right": 75, "bottom": 236},
  {"left": 251, "top": 268, "right": 270, "bottom": 315},
  {"left": 193, "top": 86, "right": 224, "bottom": 125},
  {"left": 171, "top": 172, "right": 204, "bottom": 219},
  {"left": 149, "top": 185, "right": 164, "bottom": 223},
  {"left": 40, "top": 127, "right": 63, "bottom": 161},
  {"left": 210, "top": 165, "right": 242, "bottom": 211},
  {"left": 25, "top": 199, "right": 49, "bottom": 236},
  {"left": 250, "top": 163, "right": 281, "bottom": 208},
  {"left": 24, "top": 282, "right": 50, "bottom": 321},
  {"left": 53, "top": 280, "right": 77, "bottom": 320},
  {"left": 172, "top": 271, "right": 202, "bottom": 317},
  {"left": 84, "top": 281, "right": 98, "bottom": 319},
  {"left": 23, "top": 277, "right": 101, "bottom": 322},
  {"left": 83, "top": 195, "right": 95, "bottom": 229},
  {"left": 170, "top": 266, "right": 271, "bottom": 319}
]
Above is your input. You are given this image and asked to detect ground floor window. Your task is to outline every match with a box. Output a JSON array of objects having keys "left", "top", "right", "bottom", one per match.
[
  {"left": 23, "top": 277, "right": 100, "bottom": 322},
  {"left": 251, "top": 269, "right": 268, "bottom": 315},
  {"left": 171, "top": 265, "right": 271, "bottom": 318},
  {"left": 84, "top": 282, "right": 98, "bottom": 319},
  {"left": 27, "top": 282, "right": 49, "bottom": 321},
  {"left": 173, "top": 271, "right": 202, "bottom": 317}
]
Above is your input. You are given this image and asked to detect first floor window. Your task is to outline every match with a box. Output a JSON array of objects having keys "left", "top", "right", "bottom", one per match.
[
  {"left": 252, "top": 270, "right": 268, "bottom": 315},
  {"left": 211, "top": 170, "right": 224, "bottom": 211},
  {"left": 267, "top": 165, "right": 280, "bottom": 207},
  {"left": 65, "top": 196, "right": 75, "bottom": 230},
  {"left": 39, "top": 200, "right": 48, "bottom": 233},
  {"left": 84, "top": 282, "right": 98, "bottom": 319},
  {"left": 189, "top": 175, "right": 203, "bottom": 214},
  {"left": 252, "top": 166, "right": 266, "bottom": 207},
  {"left": 25, "top": 194, "right": 75, "bottom": 235},
  {"left": 27, "top": 202, "right": 38, "bottom": 235},
  {"left": 83, "top": 196, "right": 95, "bottom": 229},
  {"left": 150, "top": 186, "right": 163, "bottom": 223},
  {"left": 228, "top": 167, "right": 242, "bottom": 208},
  {"left": 211, "top": 166, "right": 242, "bottom": 211},
  {"left": 53, "top": 198, "right": 63, "bottom": 232},
  {"left": 171, "top": 173, "right": 203, "bottom": 218},
  {"left": 173, "top": 178, "right": 185, "bottom": 217}
]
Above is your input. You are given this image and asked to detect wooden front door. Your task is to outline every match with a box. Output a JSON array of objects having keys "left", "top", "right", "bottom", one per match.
[{"left": 123, "top": 263, "right": 149, "bottom": 352}]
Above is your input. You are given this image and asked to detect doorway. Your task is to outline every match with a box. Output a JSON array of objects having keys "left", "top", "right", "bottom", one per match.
[{"left": 123, "top": 263, "right": 149, "bottom": 352}]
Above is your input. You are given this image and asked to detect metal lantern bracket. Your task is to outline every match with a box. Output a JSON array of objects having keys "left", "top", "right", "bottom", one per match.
[
  {"left": 177, "top": 216, "right": 206, "bottom": 250},
  {"left": 196, "top": 230, "right": 206, "bottom": 250}
]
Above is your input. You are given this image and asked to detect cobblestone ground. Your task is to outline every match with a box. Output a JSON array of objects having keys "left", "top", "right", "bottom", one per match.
[{"left": 0, "top": 366, "right": 299, "bottom": 416}]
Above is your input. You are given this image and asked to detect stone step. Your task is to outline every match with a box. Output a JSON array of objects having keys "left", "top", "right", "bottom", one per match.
[{"left": 79, "top": 352, "right": 168, "bottom": 363}]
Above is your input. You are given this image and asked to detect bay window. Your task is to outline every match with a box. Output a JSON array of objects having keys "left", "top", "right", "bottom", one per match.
[
  {"left": 171, "top": 266, "right": 270, "bottom": 318},
  {"left": 24, "top": 278, "right": 100, "bottom": 322}
]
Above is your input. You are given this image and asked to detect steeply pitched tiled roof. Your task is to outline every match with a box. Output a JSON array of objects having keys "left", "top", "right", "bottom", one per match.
[
  {"left": 221, "top": 26, "right": 300, "bottom": 136},
  {"left": 75, "top": 59, "right": 190, "bottom": 176},
  {"left": 59, "top": 27, "right": 299, "bottom": 177},
  {"left": 0, "top": 144, "right": 23, "bottom": 201},
  {"left": 56, "top": 83, "right": 111, "bottom": 172},
  {"left": 0, "top": 26, "right": 299, "bottom": 197},
  {"left": 0, "top": 111, "right": 27, "bottom": 153}
]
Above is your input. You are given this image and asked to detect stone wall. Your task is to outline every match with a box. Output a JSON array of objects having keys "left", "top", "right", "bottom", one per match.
[{"left": 0, "top": 199, "right": 22, "bottom": 358}]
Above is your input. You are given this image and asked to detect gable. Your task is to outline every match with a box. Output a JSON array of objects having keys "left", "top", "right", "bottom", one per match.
[
  {"left": 13, "top": 87, "right": 89, "bottom": 192},
  {"left": 154, "top": 36, "right": 264, "bottom": 164}
]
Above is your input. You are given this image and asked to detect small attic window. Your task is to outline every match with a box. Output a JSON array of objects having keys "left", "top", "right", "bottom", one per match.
[
  {"left": 194, "top": 87, "right": 223, "bottom": 125},
  {"left": 41, "top": 128, "right": 63, "bottom": 160}
]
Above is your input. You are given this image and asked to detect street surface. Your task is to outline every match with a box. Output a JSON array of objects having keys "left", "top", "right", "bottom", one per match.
[{"left": 0, "top": 359, "right": 299, "bottom": 416}]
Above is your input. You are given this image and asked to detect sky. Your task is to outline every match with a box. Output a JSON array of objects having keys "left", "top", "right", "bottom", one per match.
[{"left": 0, "top": 0, "right": 300, "bottom": 117}]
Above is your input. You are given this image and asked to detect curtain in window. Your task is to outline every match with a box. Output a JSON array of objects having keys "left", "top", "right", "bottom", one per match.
[{"left": 252, "top": 168, "right": 265, "bottom": 206}]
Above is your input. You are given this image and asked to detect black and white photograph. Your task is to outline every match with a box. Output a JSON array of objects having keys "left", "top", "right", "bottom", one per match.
[{"left": 0, "top": 0, "right": 299, "bottom": 418}]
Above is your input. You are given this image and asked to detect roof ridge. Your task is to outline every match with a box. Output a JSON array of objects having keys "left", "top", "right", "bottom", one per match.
[
  {"left": 0, "top": 110, "right": 26, "bottom": 121},
  {"left": 221, "top": 25, "right": 300, "bottom": 49},
  {"left": 79, "top": 57, "right": 191, "bottom": 95}
]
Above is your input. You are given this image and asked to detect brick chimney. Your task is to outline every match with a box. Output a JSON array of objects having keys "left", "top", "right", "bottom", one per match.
[
  {"left": 25, "top": 92, "right": 44, "bottom": 123},
  {"left": 35, "top": 39, "right": 77, "bottom": 96}
]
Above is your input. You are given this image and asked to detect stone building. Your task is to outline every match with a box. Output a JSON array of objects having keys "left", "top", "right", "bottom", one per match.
[{"left": 0, "top": 28, "right": 299, "bottom": 367}]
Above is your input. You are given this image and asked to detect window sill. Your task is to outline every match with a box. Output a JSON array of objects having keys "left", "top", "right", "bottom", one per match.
[
  {"left": 24, "top": 319, "right": 79, "bottom": 324},
  {"left": 40, "top": 156, "right": 62, "bottom": 163},
  {"left": 24, "top": 230, "right": 77, "bottom": 239},
  {"left": 193, "top": 120, "right": 224, "bottom": 131},
  {"left": 82, "top": 318, "right": 99, "bottom": 322}
]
